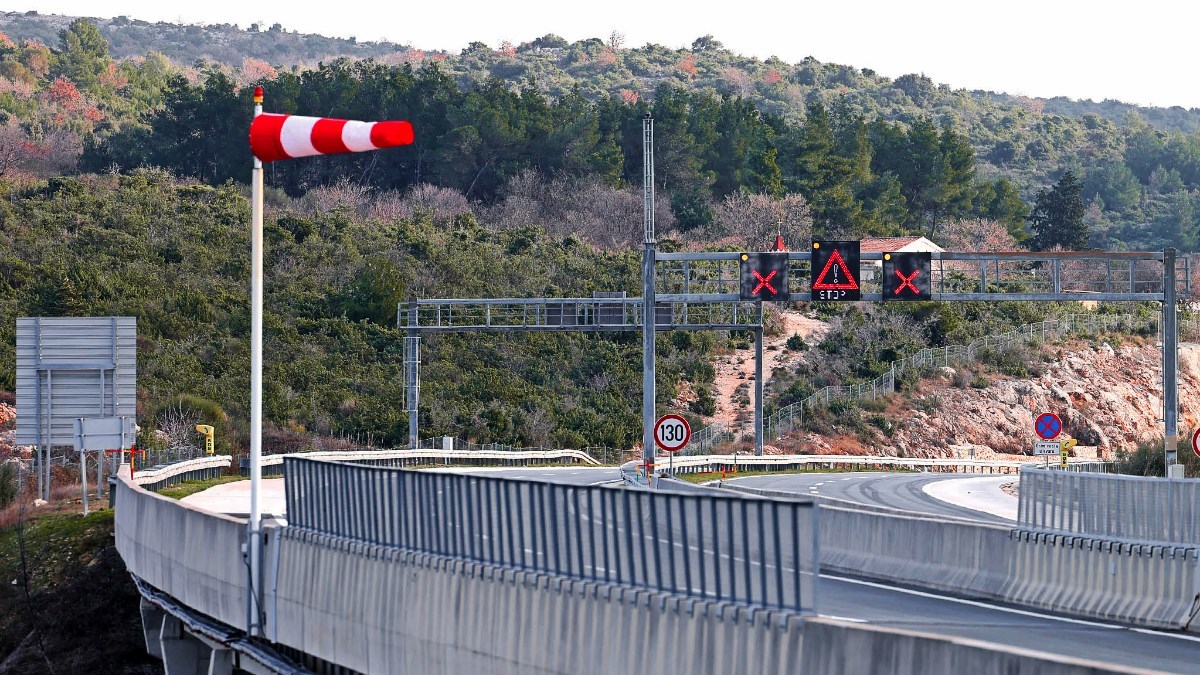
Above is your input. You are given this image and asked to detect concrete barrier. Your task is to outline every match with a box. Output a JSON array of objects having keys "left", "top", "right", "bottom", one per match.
[
  {"left": 648, "top": 453, "right": 1031, "bottom": 476},
  {"left": 1003, "top": 530, "right": 1200, "bottom": 630},
  {"left": 133, "top": 455, "right": 233, "bottom": 490},
  {"left": 799, "top": 618, "right": 1161, "bottom": 675},
  {"left": 251, "top": 448, "right": 602, "bottom": 477},
  {"left": 272, "top": 528, "right": 806, "bottom": 675},
  {"left": 818, "top": 505, "right": 1011, "bottom": 600},
  {"left": 113, "top": 465, "right": 247, "bottom": 631}
]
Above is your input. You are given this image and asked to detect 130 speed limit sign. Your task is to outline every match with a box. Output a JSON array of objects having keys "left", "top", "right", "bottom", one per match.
[{"left": 654, "top": 414, "right": 691, "bottom": 453}]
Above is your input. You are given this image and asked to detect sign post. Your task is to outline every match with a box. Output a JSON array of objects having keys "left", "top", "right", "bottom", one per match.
[{"left": 654, "top": 414, "right": 691, "bottom": 476}]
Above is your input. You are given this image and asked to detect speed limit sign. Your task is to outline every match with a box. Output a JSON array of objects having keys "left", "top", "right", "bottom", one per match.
[{"left": 654, "top": 414, "right": 691, "bottom": 453}]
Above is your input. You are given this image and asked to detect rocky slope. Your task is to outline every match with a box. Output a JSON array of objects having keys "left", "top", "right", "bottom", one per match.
[{"left": 774, "top": 339, "right": 1200, "bottom": 461}]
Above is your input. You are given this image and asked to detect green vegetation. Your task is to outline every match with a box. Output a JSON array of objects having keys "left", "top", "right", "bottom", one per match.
[
  {"left": 0, "top": 510, "right": 113, "bottom": 590},
  {"left": 0, "top": 508, "right": 158, "bottom": 672},
  {"left": 0, "top": 172, "right": 714, "bottom": 450},
  {"left": 1114, "top": 437, "right": 1200, "bottom": 478},
  {"left": 0, "top": 15, "right": 1196, "bottom": 252},
  {"left": 157, "top": 475, "right": 246, "bottom": 500}
]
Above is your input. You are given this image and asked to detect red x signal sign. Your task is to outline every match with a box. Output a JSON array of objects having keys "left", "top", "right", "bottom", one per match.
[
  {"left": 739, "top": 252, "right": 790, "bottom": 301},
  {"left": 894, "top": 269, "right": 920, "bottom": 295},
  {"left": 752, "top": 269, "right": 778, "bottom": 295},
  {"left": 882, "top": 252, "right": 931, "bottom": 300}
]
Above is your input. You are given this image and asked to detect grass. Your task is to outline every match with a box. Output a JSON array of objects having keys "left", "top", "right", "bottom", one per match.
[
  {"left": 0, "top": 509, "right": 115, "bottom": 594},
  {"left": 157, "top": 475, "right": 248, "bottom": 500}
]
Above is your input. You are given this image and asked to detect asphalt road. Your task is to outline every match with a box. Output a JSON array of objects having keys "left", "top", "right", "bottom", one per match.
[{"left": 727, "top": 471, "right": 1016, "bottom": 523}]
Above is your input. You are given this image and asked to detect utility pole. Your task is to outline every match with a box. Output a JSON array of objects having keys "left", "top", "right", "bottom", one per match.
[
  {"left": 247, "top": 86, "right": 265, "bottom": 637},
  {"left": 1163, "top": 247, "right": 1179, "bottom": 475},
  {"left": 642, "top": 113, "right": 656, "bottom": 486}
]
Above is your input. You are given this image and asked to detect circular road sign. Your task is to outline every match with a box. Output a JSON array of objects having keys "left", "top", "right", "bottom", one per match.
[
  {"left": 654, "top": 414, "right": 691, "bottom": 453},
  {"left": 1035, "top": 412, "right": 1062, "bottom": 440},
  {"left": 1192, "top": 427, "right": 1200, "bottom": 459}
]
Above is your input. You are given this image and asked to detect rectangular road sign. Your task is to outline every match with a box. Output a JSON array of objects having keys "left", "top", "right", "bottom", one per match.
[{"left": 1033, "top": 441, "right": 1060, "bottom": 456}]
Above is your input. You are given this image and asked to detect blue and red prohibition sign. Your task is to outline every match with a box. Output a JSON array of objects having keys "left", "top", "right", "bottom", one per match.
[{"left": 1035, "top": 412, "right": 1062, "bottom": 440}]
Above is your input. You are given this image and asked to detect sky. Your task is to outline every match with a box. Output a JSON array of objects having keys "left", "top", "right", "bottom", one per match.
[{"left": 16, "top": 0, "right": 1200, "bottom": 109}]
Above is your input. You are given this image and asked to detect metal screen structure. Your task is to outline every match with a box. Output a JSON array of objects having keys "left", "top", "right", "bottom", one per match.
[
  {"left": 1019, "top": 467, "right": 1200, "bottom": 545},
  {"left": 15, "top": 317, "right": 137, "bottom": 499},
  {"left": 284, "top": 456, "right": 818, "bottom": 612}
]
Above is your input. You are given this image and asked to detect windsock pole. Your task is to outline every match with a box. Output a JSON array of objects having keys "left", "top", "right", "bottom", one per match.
[{"left": 248, "top": 85, "right": 264, "bottom": 637}]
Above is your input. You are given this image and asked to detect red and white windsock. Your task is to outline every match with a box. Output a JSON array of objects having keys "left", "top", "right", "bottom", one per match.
[{"left": 249, "top": 112, "right": 414, "bottom": 163}]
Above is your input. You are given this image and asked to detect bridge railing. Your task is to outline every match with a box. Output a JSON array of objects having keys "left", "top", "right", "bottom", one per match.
[
  {"left": 1019, "top": 467, "right": 1200, "bottom": 545},
  {"left": 284, "top": 456, "right": 818, "bottom": 612}
]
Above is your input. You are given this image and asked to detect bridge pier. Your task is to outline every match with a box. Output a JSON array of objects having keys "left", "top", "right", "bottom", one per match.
[{"left": 143, "top": 601, "right": 237, "bottom": 675}]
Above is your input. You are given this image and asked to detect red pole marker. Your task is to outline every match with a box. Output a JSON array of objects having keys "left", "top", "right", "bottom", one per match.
[{"left": 250, "top": 113, "right": 414, "bottom": 163}]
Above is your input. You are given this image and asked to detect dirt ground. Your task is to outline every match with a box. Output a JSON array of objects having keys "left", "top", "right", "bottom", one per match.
[{"left": 708, "top": 310, "right": 829, "bottom": 436}]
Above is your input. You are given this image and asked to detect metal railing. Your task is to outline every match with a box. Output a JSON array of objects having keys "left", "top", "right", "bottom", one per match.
[
  {"left": 420, "top": 437, "right": 627, "bottom": 465},
  {"left": 284, "top": 456, "right": 818, "bottom": 612},
  {"left": 758, "top": 312, "right": 1156, "bottom": 443},
  {"left": 1019, "top": 466, "right": 1200, "bottom": 545}
]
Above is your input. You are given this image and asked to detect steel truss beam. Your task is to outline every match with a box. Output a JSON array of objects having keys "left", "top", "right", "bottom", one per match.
[
  {"left": 404, "top": 297, "right": 763, "bottom": 332},
  {"left": 401, "top": 248, "right": 1187, "bottom": 468},
  {"left": 654, "top": 250, "right": 1191, "bottom": 302}
]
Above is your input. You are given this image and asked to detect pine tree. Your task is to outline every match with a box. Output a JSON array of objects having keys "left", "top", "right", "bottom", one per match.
[{"left": 1029, "top": 170, "right": 1088, "bottom": 251}]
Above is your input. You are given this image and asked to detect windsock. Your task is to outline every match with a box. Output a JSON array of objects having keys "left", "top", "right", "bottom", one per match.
[{"left": 249, "top": 112, "right": 414, "bottom": 163}]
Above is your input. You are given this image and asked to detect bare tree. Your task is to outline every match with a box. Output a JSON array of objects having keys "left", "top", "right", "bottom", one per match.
[
  {"left": 939, "top": 218, "right": 1016, "bottom": 252},
  {"left": 704, "top": 192, "right": 812, "bottom": 249},
  {"left": 152, "top": 403, "right": 201, "bottom": 464},
  {"left": 0, "top": 118, "right": 31, "bottom": 177}
]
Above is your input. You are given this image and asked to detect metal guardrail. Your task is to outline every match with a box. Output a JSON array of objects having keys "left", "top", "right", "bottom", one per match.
[
  {"left": 758, "top": 312, "right": 1157, "bottom": 444},
  {"left": 285, "top": 456, "right": 818, "bottom": 612},
  {"left": 632, "top": 454, "right": 1030, "bottom": 477},
  {"left": 244, "top": 448, "right": 602, "bottom": 479},
  {"left": 132, "top": 455, "right": 233, "bottom": 490},
  {"left": 1019, "top": 467, "right": 1200, "bottom": 546}
]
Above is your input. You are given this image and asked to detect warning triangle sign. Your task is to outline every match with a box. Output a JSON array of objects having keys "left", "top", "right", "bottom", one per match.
[{"left": 812, "top": 249, "right": 860, "bottom": 290}]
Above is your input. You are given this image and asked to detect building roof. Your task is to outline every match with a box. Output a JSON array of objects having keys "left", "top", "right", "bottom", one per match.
[{"left": 859, "top": 236, "right": 944, "bottom": 253}]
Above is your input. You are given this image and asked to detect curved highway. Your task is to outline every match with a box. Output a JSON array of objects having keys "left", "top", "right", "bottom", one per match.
[
  {"left": 187, "top": 465, "right": 1199, "bottom": 673},
  {"left": 468, "top": 467, "right": 1200, "bottom": 674},
  {"left": 725, "top": 471, "right": 1016, "bottom": 523}
]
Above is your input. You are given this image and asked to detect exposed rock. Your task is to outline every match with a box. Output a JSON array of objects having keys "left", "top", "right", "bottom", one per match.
[{"left": 774, "top": 341, "right": 1199, "bottom": 460}]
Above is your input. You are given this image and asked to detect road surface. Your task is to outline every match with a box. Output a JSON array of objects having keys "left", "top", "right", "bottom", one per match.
[{"left": 726, "top": 471, "right": 1016, "bottom": 523}]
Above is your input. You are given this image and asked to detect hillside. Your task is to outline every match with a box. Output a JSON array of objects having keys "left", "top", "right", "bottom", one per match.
[
  {"left": 1, "top": 14, "right": 1197, "bottom": 253},
  {"left": 0, "top": 10, "right": 407, "bottom": 66},
  {"left": 757, "top": 324, "right": 1200, "bottom": 461}
]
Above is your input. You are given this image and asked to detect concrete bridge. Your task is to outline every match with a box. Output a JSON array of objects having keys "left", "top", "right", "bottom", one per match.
[{"left": 114, "top": 453, "right": 1200, "bottom": 674}]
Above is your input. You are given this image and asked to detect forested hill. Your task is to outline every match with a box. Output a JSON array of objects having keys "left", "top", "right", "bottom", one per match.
[{"left": 1, "top": 13, "right": 1199, "bottom": 253}]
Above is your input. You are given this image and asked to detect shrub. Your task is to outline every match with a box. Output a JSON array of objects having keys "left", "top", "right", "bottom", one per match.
[
  {"left": 785, "top": 333, "right": 807, "bottom": 351},
  {"left": 0, "top": 462, "right": 16, "bottom": 509}
]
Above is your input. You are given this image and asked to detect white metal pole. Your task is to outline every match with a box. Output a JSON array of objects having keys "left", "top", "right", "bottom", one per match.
[{"left": 248, "top": 86, "right": 265, "bottom": 636}]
